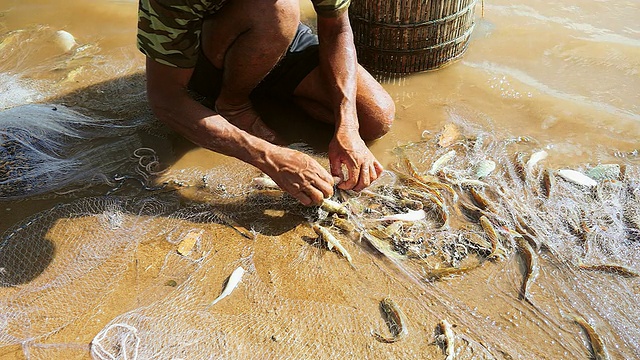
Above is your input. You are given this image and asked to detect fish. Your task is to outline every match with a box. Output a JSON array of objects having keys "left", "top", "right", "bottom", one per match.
[
  {"left": 54, "top": 30, "right": 77, "bottom": 52},
  {"left": 479, "top": 216, "right": 503, "bottom": 259},
  {"left": 473, "top": 159, "right": 496, "bottom": 179},
  {"left": 437, "top": 319, "right": 455, "bottom": 360},
  {"left": 251, "top": 175, "right": 279, "bottom": 189},
  {"left": 332, "top": 215, "right": 356, "bottom": 233},
  {"left": 586, "top": 164, "right": 620, "bottom": 181},
  {"left": 372, "top": 298, "right": 409, "bottom": 343},
  {"left": 513, "top": 152, "right": 527, "bottom": 182},
  {"left": 458, "top": 201, "right": 485, "bottom": 221},
  {"left": 424, "top": 264, "right": 478, "bottom": 280},
  {"left": 578, "top": 262, "right": 639, "bottom": 278},
  {"left": 515, "top": 236, "right": 539, "bottom": 302},
  {"left": 321, "top": 198, "right": 349, "bottom": 216},
  {"left": 515, "top": 214, "right": 541, "bottom": 250},
  {"left": 568, "top": 314, "right": 610, "bottom": 360},
  {"left": 470, "top": 187, "right": 493, "bottom": 211},
  {"left": 376, "top": 209, "right": 426, "bottom": 222},
  {"left": 541, "top": 168, "right": 555, "bottom": 198},
  {"left": 312, "top": 223, "right": 353, "bottom": 265},
  {"left": 209, "top": 266, "right": 245, "bottom": 307},
  {"left": 360, "top": 231, "right": 407, "bottom": 261},
  {"left": 428, "top": 150, "right": 456, "bottom": 175},
  {"left": 463, "top": 231, "right": 493, "bottom": 253},
  {"left": 526, "top": 150, "right": 548, "bottom": 173},
  {"left": 557, "top": 169, "right": 597, "bottom": 188},
  {"left": 452, "top": 178, "right": 490, "bottom": 188},
  {"left": 397, "top": 163, "right": 457, "bottom": 204}
]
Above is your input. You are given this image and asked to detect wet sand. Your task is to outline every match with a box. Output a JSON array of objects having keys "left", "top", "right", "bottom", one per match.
[{"left": 1, "top": 0, "right": 639, "bottom": 359}]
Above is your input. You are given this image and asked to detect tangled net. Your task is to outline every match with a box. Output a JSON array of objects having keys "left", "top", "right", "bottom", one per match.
[
  {"left": 0, "top": 103, "right": 160, "bottom": 199},
  {"left": 1, "top": 121, "right": 639, "bottom": 359}
]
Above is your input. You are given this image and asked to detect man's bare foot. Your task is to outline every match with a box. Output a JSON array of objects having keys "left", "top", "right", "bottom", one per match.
[{"left": 215, "top": 101, "right": 283, "bottom": 144}]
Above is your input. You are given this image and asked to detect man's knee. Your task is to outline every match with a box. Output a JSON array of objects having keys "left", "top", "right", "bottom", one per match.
[
  {"left": 247, "top": 0, "right": 300, "bottom": 42},
  {"left": 203, "top": 0, "right": 300, "bottom": 65},
  {"left": 360, "top": 95, "right": 395, "bottom": 141}
]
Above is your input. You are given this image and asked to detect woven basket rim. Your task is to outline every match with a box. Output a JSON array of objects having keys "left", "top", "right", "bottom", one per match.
[{"left": 350, "top": 1, "right": 476, "bottom": 28}]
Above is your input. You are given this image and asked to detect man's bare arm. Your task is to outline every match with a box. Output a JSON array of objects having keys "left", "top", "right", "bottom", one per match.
[
  {"left": 317, "top": 11, "right": 384, "bottom": 191},
  {"left": 145, "top": 57, "right": 334, "bottom": 205}
]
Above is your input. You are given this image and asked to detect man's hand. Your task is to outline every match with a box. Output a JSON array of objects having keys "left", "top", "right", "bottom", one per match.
[
  {"left": 263, "top": 146, "right": 335, "bottom": 206},
  {"left": 315, "top": 12, "right": 383, "bottom": 192},
  {"left": 329, "top": 129, "right": 383, "bottom": 191}
]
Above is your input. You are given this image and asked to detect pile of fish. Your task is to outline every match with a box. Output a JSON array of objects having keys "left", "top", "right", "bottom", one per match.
[{"left": 247, "top": 123, "right": 638, "bottom": 358}]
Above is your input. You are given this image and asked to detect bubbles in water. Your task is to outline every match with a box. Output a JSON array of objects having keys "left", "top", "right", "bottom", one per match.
[
  {"left": 487, "top": 75, "right": 532, "bottom": 99},
  {"left": 0, "top": 73, "right": 44, "bottom": 109}
]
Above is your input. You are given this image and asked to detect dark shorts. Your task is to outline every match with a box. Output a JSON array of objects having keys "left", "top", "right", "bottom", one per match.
[{"left": 188, "top": 23, "right": 319, "bottom": 106}]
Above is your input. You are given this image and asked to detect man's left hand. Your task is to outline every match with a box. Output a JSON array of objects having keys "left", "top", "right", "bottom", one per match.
[{"left": 328, "top": 129, "right": 383, "bottom": 191}]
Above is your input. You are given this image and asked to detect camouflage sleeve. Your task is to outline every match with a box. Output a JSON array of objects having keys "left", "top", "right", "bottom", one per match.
[
  {"left": 311, "top": 0, "right": 351, "bottom": 17},
  {"left": 137, "top": 0, "right": 205, "bottom": 68}
]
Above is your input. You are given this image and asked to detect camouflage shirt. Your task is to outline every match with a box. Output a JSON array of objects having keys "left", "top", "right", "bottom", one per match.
[{"left": 138, "top": 0, "right": 350, "bottom": 68}]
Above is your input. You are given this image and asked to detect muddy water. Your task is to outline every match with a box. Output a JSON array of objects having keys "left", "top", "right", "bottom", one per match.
[{"left": 1, "top": 0, "right": 639, "bottom": 359}]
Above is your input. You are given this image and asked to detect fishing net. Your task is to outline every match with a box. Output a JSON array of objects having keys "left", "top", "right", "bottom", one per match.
[
  {"left": 1, "top": 117, "right": 639, "bottom": 359},
  {"left": 0, "top": 23, "right": 162, "bottom": 200},
  {"left": 0, "top": 103, "right": 157, "bottom": 199}
]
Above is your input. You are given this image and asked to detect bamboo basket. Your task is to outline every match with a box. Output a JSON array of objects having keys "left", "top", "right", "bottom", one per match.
[{"left": 349, "top": 0, "right": 477, "bottom": 76}]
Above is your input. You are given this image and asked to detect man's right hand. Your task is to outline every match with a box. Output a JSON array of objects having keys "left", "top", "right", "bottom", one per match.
[{"left": 262, "top": 146, "right": 334, "bottom": 206}]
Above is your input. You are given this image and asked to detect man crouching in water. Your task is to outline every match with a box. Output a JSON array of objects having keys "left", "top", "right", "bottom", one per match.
[{"left": 137, "top": 0, "right": 395, "bottom": 205}]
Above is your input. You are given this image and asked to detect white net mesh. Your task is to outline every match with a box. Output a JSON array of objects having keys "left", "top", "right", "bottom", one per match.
[
  {"left": 1, "top": 118, "right": 638, "bottom": 359},
  {"left": 0, "top": 103, "right": 157, "bottom": 199}
]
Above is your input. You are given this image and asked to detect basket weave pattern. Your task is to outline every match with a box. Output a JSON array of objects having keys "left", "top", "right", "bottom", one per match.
[{"left": 350, "top": 0, "right": 477, "bottom": 75}]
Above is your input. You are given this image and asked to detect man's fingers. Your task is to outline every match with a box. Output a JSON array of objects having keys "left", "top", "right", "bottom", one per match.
[
  {"left": 308, "top": 186, "right": 327, "bottom": 205},
  {"left": 312, "top": 175, "right": 334, "bottom": 199},
  {"left": 353, "top": 165, "right": 371, "bottom": 191},
  {"left": 330, "top": 156, "right": 344, "bottom": 179},
  {"left": 338, "top": 163, "right": 359, "bottom": 190},
  {"left": 288, "top": 175, "right": 333, "bottom": 206},
  {"left": 294, "top": 186, "right": 326, "bottom": 206},
  {"left": 373, "top": 160, "right": 384, "bottom": 177},
  {"left": 294, "top": 191, "right": 313, "bottom": 206},
  {"left": 369, "top": 163, "right": 379, "bottom": 182}
]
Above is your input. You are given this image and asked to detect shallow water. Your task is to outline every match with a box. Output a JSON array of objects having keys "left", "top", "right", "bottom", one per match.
[{"left": 0, "top": 0, "right": 639, "bottom": 359}]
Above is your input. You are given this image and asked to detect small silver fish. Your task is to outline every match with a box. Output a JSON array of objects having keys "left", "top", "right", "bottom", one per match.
[
  {"left": 428, "top": 150, "right": 456, "bottom": 175},
  {"left": 479, "top": 216, "right": 504, "bottom": 259},
  {"left": 437, "top": 319, "right": 455, "bottom": 360},
  {"left": 210, "top": 266, "right": 245, "bottom": 307},
  {"left": 578, "top": 262, "right": 639, "bottom": 278},
  {"left": 373, "top": 298, "right": 408, "bottom": 343},
  {"left": 321, "top": 198, "right": 348, "bottom": 216},
  {"left": 557, "top": 169, "right": 597, "bottom": 188},
  {"left": 473, "top": 159, "right": 496, "bottom": 179},
  {"left": 586, "top": 164, "right": 620, "bottom": 181},
  {"left": 526, "top": 150, "right": 548, "bottom": 173},
  {"left": 377, "top": 209, "right": 426, "bottom": 222},
  {"left": 251, "top": 175, "right": 279, "bottom": 189},
  {"left": 541, "top": 168, "right": 555, "bottom": 198},
  {"left": 515, "top": 236, "right": 539, "bottom": 302},
  {"left": 569, "top": 314, "right": 610, "bottom": 360},
  {"left": 313, "top": 223, "right": 353, "bottom": 265}
]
